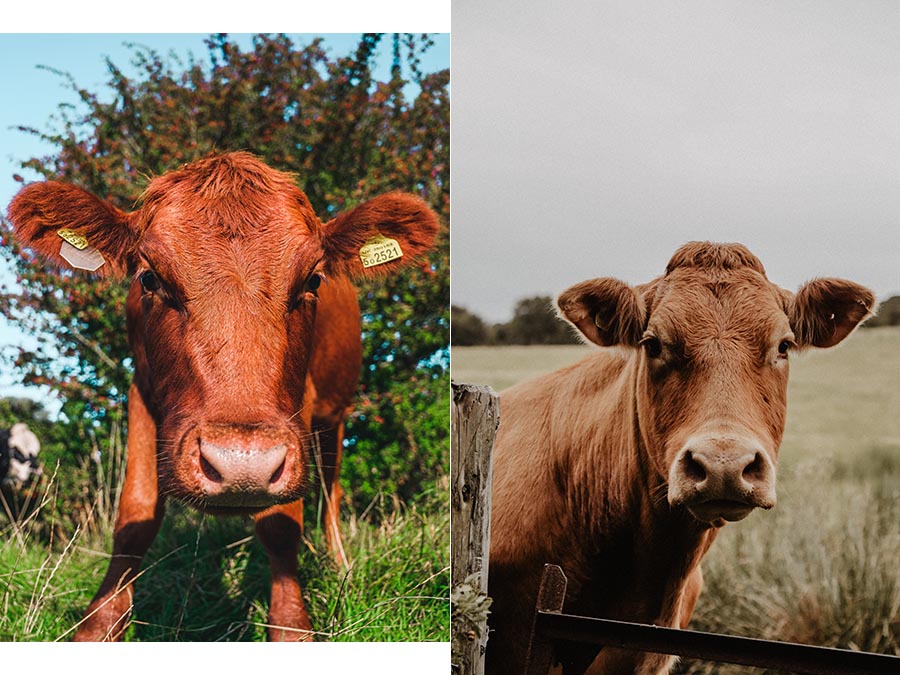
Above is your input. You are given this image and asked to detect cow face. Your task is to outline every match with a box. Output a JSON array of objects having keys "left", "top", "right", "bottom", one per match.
[
  {"left": 559, "top": 242, "right": 873, "bottom": 526},
  {"left": 8, "top": 153, "right": 438, "bottom": 512}
]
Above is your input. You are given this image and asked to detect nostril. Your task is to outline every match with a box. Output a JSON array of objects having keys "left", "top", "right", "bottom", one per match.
[
  {"left": 199, "top": 453, "right": 223, "bottom": 483},
  {"left": 682, "top": 450, "right": 707, "bottom": 482},
  {"left": 742, "top": 452, "right": 766, "bottom": 482},
  {"left": 269, "top": 458, "right": 286, "bottom": 485}
]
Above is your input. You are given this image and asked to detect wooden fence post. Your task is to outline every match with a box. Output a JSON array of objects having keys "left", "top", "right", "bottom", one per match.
[{"left": 451, "top": 382, "right": 500, "bottom": 675}]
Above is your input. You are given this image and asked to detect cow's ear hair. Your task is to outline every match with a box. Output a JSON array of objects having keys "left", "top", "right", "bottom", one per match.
[
  {"left": 321, "top": 192, "right": 439, "bottom": 279},
  {"left": 7, "top": 181, "right": 139, "bottom": 278},
  {"left": 557, "top": 278, "right": 646, "bottom": 347},
  {"left": 790, "top": 278, "right": 875, "bottom": 348}
]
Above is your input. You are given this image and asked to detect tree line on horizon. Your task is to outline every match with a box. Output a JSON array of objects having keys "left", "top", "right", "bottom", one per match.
[
  {"left": 451, "top": 296, "right": 580, "bottom": 346},
  {"left": 866, "top": 295, "right": 900, "bottom": 327},
  {"left": 453, "top": 294, "right": 900, "bottom": 347}
]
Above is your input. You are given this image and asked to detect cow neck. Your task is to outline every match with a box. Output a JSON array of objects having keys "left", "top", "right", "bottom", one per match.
[
  {"left": 609, "top": 352, "right": 717, "bottom": 624},
  {"left": 556, "top": 350, "right": 718, "bottom": 627},
  {"left": 562, "top": 350, "right": 642, "bottom": 541}
]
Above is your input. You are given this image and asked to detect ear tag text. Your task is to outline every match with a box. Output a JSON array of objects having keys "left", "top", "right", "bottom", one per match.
[
  {"left": 359, "top": 234, "right": 403, "bottom": 268},
  {"left": 57, "top": 228, "right": 90, "bottom": 250},
  {"left": 59, "top": 240, "right": 106, "bottom": 272}
]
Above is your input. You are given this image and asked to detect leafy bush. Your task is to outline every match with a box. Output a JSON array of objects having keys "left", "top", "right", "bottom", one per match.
[{"left": 0, "top": 33, "right": 448, "bottom": 521}]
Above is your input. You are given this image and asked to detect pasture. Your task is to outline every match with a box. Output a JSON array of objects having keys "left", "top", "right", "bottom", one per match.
[{"left": 452, "top": 326, "right": 900, "bottom": 672}]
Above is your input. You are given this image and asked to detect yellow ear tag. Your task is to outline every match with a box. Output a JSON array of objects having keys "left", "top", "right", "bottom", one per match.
[
  {"left": 57, "top": 228, "right": 89, "bottom": 250},
  {"left": 57, "top": 230, "right": 106, "bottom": 272},
  {"left": 359, "top": 234, "right": 403, "bottom": 268}
]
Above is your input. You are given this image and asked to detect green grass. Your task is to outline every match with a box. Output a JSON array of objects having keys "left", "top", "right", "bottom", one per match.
[
  {"left": 454, "top": 327, "right": 900, "bottom": 671},
  {"left": 0, "top": 479, "right": 449, "bottom": 642}
]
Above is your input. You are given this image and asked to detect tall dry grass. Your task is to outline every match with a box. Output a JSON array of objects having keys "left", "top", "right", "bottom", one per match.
[{"left": 675, "top": 463, "right": 900, "bottom": 673}]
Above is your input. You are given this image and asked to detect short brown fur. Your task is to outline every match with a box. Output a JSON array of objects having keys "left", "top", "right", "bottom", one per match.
[
  {"left": 487, "top": 242, "right": 874, "bottom": 674},
  {"left": 6, "top": 152, "right": 439, "bottom": 641}
]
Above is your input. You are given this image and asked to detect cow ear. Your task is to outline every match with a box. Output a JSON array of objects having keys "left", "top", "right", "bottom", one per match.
[
  {"left": 320, "top": 192, "right": 439, "bottom": 279},
  {"left": 7, "top": 181, "right": 139, "bottom": 278},
  {"left": 557, "top": 278, "right": 646, "bottom": 347},
  {"left": 790, "top": 278, "right": 875, "bottom": 348}
]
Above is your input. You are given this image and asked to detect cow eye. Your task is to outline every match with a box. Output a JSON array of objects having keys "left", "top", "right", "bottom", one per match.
[
  {"left": 640, "top": 335, "right": 663, "bottom": 359},
  {"left": 777, "top": 339, "right": 794, "bottom": 358},
  {"left": 139, "top": 270, "right": 161, "bottom": 293},
  {"left": 289, "top": 272, "right": 324, "bottom": 311},
  {"left": 306, "top": 273, "right": 322, "bottom": 294}
]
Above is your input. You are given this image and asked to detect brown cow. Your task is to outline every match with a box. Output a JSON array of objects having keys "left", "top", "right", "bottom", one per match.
[
  {"left": 486, "top": 243, "right": 874, "bottom": 674},
  {"left": 7, "top": 152, "right": 439, "bottom": 641}
]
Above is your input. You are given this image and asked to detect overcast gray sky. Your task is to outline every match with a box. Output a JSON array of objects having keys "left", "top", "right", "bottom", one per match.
[{"left": 452, "top": 0, "right": 900, "bottom": 322}]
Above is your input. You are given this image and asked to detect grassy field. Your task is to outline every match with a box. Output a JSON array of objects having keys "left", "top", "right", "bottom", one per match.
[
  {"left": 453, "top": 327, "right": 900, "bottom": 672},
  {"left": 0, "top": 478, "right": 449, "bottom": 642}
]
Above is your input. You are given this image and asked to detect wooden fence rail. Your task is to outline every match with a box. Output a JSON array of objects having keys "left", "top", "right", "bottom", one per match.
[{"left": 525, "top": 564, "right": 900, "bottom": 675}]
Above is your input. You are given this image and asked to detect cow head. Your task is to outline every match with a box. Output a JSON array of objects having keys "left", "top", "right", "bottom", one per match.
[
  {"left": 7, "top": 153, "right": 439, "bottom": 512},
  {"left": 558, "top": 242, "right": 874, "bottom": 526},
  {"left": 4, "top": 423, "right": 41, "bottom": 485}
]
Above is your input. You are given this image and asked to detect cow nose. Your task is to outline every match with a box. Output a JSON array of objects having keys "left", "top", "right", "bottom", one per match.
[
  {"left": 669, "top": 434, "right": 777, "bottom": 520},
  {"left": 680, "top": 448, "right": 771, "bottom": 497},
  {"left": 195, "top": 424, "right": 293, "bottom": 502},
  {"left": 199, "top": 441, "right": 287, "bottom": 490}
]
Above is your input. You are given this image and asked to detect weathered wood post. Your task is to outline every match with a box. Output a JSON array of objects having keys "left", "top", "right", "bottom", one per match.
[{"left": 451, "top": 382, "right": 500, "bottom": 675}]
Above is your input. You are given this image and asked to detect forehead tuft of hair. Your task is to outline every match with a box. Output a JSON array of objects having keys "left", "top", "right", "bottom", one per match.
[
  {"left": 138, "top": 152, "right": 316, "bottom": 236},
  {"left": 665, "top": 241, "right": 767, "bottom": 277}
]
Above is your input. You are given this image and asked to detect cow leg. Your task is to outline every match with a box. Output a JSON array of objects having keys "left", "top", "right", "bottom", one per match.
[
  {"left": 678, "top": 566, "right": 703, "bottom": 629},
  {"left": 586, "top": 569, "right": 703, "bottom": 674},
  {"left": 255, "top": 499, "right": 314, "bottom": 641},
  {"left": 584, "top": 647, "right": 677, "bottom": 675},
  {"left": 74, "top": 385, "right": 164, "bottom": 641},
  {"left": 313, "top": 423, "right": 348, "bottom": 568}
]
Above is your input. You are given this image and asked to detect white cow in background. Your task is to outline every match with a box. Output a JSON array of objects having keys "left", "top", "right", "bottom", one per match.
[{"left": 1, "top": 423, "right": 41, "bottom": 486}]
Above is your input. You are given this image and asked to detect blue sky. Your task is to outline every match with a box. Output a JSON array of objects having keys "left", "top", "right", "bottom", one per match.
[{"left": 0, "top": 33, "right": 449, "bottom": 409}]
